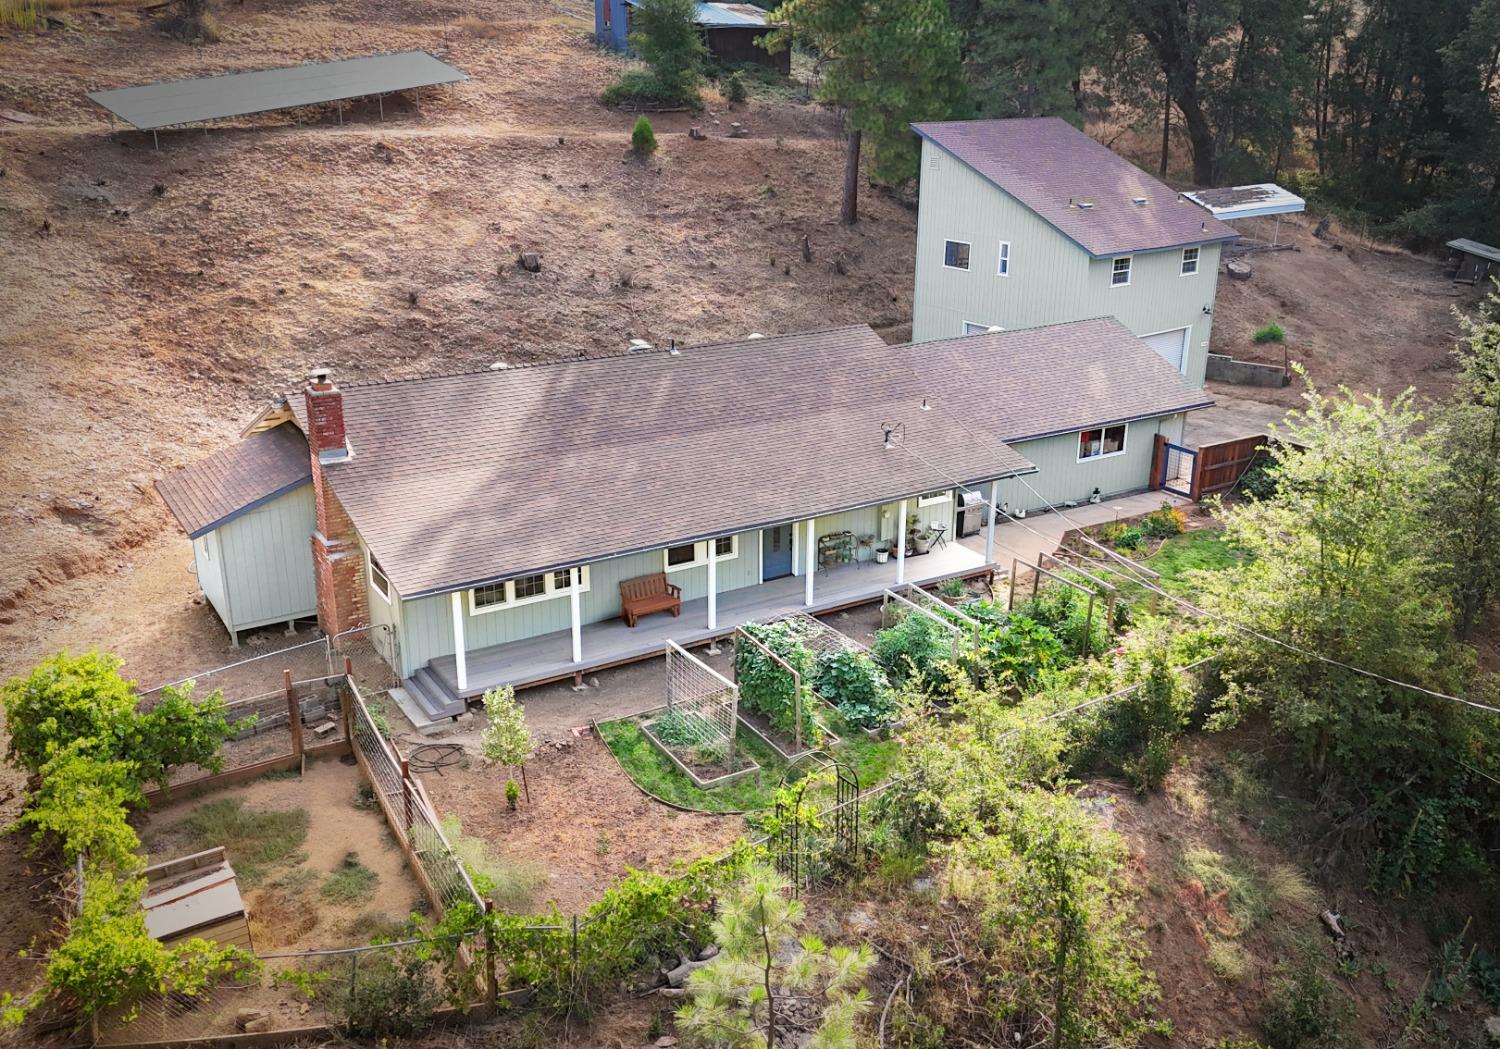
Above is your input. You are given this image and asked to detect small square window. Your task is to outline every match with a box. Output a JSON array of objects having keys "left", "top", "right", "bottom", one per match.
[
  {"left": 713, "top": 536, "right": 734, "bottom": 558},
  {"left": 513, "top": 574, "right": 547, "bottom": 600},
  {"left": 997, "top": 241, "right": 1011, "bottom": 276},
  {"left": 1111, "top": 256, "right": 1132, "bottom": 287},
  {"left": 666, "top": 543, "right": 698, "bottom": 568},
  {"left": 944, "top": 240, "right": 971, "bottom": 270},
  {"left": 552, "top": 569, "right": 574, "bottom": 591},
  {"left": 1181, "top": 247, "right": 1200, "bottom": 275},
  {"left": 472, "top": 583, "right": 507, "bottom": 609}
]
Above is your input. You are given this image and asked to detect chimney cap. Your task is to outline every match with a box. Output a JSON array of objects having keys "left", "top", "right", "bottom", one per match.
[{"left": 308, "top": 366, "right": 333, "bottom": 386}]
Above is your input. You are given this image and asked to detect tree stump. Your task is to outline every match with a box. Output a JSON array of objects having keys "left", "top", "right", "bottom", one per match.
[
  {"left": 688, "top": 126, "right": 706, "bottom": 141},
  {"left": 518, "top": 252, "right": 542, "bottom": 273},
  {"left": 1226, "top": 259, "right": 1252, "bottom": 281}
]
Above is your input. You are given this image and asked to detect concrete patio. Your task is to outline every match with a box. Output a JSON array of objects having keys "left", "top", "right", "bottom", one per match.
[{"left": 960, "top": 489, "right": 1189, "bottom": 571}]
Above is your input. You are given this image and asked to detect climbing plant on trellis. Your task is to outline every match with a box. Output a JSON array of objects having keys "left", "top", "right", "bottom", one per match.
[{"left": 660, "top": 640, "right": 739, "bottom": 762}]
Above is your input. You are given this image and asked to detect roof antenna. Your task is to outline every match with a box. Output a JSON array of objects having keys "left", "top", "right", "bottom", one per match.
[{"left": 669, "top": 339, "right": 679, "bottom": 356}]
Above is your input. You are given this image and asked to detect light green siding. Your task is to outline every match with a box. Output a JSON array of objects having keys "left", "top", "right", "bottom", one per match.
[
  {"left": 192, "top": 531, "right": 230, "bottom": 632},
  {"left": 993, "top": 415, "right": 1184, "bottom": 513},
  {"left": 364, "top": 540, "right": 403, "bottom": 671},
  {"left": 911, "top": 138, "right": 1222, "bottom": 386},
  {"left": 211, "top": 484, "right": 318, "bottom": 633},
  {"left": 394, "top": 529, "right": 763, "bottom": 679}
]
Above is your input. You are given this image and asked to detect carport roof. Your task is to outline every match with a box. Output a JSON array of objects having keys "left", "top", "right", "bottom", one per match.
[{"left": 85, "top": 51, "right": 466, "bottom": 131}]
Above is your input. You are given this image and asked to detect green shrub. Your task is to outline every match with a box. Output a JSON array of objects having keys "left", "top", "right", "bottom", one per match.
[
  {"left": 813, "top": 648, "right": 894, "bottom": 729},
  {"left": 937, "top": 577, "right": 966, "bottom": 599},
  {"left": 972, "top": 614, "right": 1064, "bottom": 693},
  {"left": 603, "top": 69, "right": 696, "bottom": 109},
  {"left": 1237, "top": 457, "right": 1279, "bottom": 501},
  {"left": 1014, "top": 584, "right": 1109, "bottom": 657},
  {"left": 1140, "top": 502, "right": 1186, "bottom": 539},
  {"left": 723, "top": 68, "right": 748, "bottom": 103},
  {"left": 1260, "top": 960, "right": 1350, "bottom": 1048},
  {"left": 631, "top": 114, "right": 658, "bottom": 155},
  {"left": 330, "top": 940, "right": 440, "bottom": 1038},
  {"left": 439, "top": 815, "right": 543, "bottom": 911},
  {"left": 1252, "top": 323, "right": 1286, "bottom": 344},
  {"left": 13, "top": 745, "right": 144, "bottom": 870},
  {"left": 626, "top": 0, "right": 706, "bottom": 100},
  {"left": 1115, "top": 526, "right": 1145, "bottom": 550}
]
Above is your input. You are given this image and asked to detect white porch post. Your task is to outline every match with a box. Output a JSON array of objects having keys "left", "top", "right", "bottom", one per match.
[
  {"left": 896, "top": 498, "right": 908, "bottom": 584},
  {"left": 804, "top": 518, "right": 816, "bottom": 606},
  {"left": 986, "top": 479, "right": 1000, "bottom": 564},
  {"left": 450, "top": 591, "right": 468, "bottom": 693},
  {"left": 570, "top": 567, "right": 583, "bottom": 663},
  {"left": 707, "top": 543, "right": 718, "bottom": 630}
]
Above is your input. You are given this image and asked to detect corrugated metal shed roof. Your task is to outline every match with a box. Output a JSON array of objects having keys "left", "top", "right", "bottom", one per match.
[
  {"left": 1183, "top": 183, "right": 1306, "bottom": 220},
  {"left": 912, "top": 117, "right": 1240, "bottom": 258},
  {"left": 86, "top": 51, "right": 466, "bottom": 131},
  {"left": 156, "top": 423, "right": 311, "bottom": 539},
  {"left": 1448, "top": 238, "right": 1500, "bottom": 264},
  {"left": 312, "top": 327, "right": 1036, "bottom": 598},
  {"left": 899, "top": 317, "right": 1215, "bottom": 443},
  {"left": 623, "top": 0, "right": 774, "bottom": 26}
]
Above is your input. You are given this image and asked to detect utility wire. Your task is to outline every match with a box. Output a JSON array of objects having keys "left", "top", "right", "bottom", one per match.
[{"left": 888, "top": 411, "right": 1500, "bottom": 718}]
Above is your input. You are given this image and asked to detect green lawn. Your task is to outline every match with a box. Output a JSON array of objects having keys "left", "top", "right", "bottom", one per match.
[
  {"left": 598, "top": 707, "right": 901, "bottom": 815},
  {"left": 1105, "top": 527, "right": 1246, "bottom": 614}
]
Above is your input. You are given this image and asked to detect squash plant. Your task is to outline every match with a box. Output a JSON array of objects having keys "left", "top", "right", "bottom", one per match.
[{"left": 813, "top": 648, "right": 894, "bottom": 730}]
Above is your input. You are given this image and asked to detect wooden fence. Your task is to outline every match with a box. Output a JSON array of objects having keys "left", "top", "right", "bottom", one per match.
[{"left": 1151, "top": 433, "right": 1291, "bottom": 501}]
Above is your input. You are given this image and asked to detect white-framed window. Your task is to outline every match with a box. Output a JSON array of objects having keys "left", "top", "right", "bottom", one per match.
[
  {"left": 369, "top": 554, "right": 392, "bottom": 604},
  {"left": 1180, "top": 246, "right": 1200, "bottom": 275},
  {"left": 943, "top": 240, "right": 971, "bottom": 270},
  {"left": 1110, "top": 256, "right": 1132, "bottom": 287},
  {"left": 663, "top": 535, "right": 740, "bottom": 573},
  {"left": 1078, "top": 424, "right": 1128, "bottom": 462},
  {"left": 963, "top": 321, "right": 998, "bottom": 335},
  {"left": 469, "top": 567, "right": 591, "bottom": 615},
  {"left": 997, "top": 240, "right": 1011, "bottom": 276},
  {"left": 917, "top": 490, "right": 951, "bottom": 508}
]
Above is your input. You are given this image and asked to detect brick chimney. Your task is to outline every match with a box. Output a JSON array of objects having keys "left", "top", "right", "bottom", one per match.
[{"left": 304, "top": 368, "right": 367, "bottom": 642}]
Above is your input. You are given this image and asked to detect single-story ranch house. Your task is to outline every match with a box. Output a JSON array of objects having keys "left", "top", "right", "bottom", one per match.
[{"left": 156, "top": 319, "right": 1209, "bottom": 723}]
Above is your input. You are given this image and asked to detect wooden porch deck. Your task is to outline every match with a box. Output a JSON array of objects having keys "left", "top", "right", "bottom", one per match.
[{"left": 423, "top": 541, "right": 992, "bottom": 699}]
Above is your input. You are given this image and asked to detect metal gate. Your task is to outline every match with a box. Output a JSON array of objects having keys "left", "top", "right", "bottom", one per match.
[
  {"left": 1159, "top": 442, "right": 1197, "bottom": 498},
  {"left": 772, "top": 759, "right": 860, "bottom": 895}
]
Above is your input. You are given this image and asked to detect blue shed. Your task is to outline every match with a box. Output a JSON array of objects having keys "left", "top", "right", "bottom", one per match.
[{"left": 596, "top": 1, "right": 789, "bottom": 74}]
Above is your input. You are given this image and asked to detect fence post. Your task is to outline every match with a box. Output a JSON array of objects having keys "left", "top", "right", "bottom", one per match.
[
  {"left": 484, "top": 901, "right": 498, "bottom": 1013},
  {"left": 339, "top": 658, "right": 355, "bottom": 745},
  {"left": 1149, "top": 432, "right": 1168, "bottom": 491},
  {"left": 1082, "top": 593, "right": 1095, "bottom": 658},
  {"left": 284, "top": 669, "right": 304, "bottom": 763},
  {"left": 1008, "top": 558, "right": 1017, "bottom": 610},
  {"left": 401, "top": 759, "right": 414, "bottom": 835}
]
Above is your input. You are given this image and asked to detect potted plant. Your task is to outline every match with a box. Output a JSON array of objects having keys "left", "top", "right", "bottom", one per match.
[
  {"left": 874, "top": 541, "right": 890, "bottom": 564},
  {"left": 912, "top": 529, "right": 932, "bottom": 555}
]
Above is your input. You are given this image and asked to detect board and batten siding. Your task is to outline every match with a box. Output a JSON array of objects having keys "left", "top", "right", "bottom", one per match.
[
  {"left": 394, "top": 529, "right": 763, "bottom": 679},
  {"left": 993, "top": 415, "right": 1184, "bottom": 514},
  {"left": 911, "top": 138, "right": 1222, "bottom": 386},
  {"left": 207, "top": 484, "right": 318, "bottom": 633},
  {"left": 192, "top": 531, "right": 231, "bottom": 633}
]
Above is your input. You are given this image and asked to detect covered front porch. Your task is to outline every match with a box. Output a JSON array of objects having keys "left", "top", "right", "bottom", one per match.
[{"left": 400, "top": 538, "right": 990, "bottom": 721}]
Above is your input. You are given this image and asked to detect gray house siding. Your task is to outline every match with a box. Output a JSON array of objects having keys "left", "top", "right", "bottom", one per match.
[
  {"left": 394, "top": 528, "right": 763, "bottom": 679},
  {"left": 911, "top": 138, "right": 1222, "bottom": 386},
  {"left": 192, "top": 532, "right": 231, "bottom": 633},
  {"left": 205, "top": 484, "right": 317, "bottom": 634},
  {"left": 993, "top": 415, "right": 1184, "bottom": 514}
]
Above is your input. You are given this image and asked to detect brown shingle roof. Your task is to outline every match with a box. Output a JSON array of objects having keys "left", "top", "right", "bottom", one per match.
[
  {"left": 912, "top": 117, "right": 1239, "bottom": 258},
  {"left": 900, "top": 317, "right": 1214, "bottom": 443},
  {"left": 320, "top": 327, "right": 1036, "bottom": 597},
  {"left": 156, "top": 423, "right": 311, "bottom": 538}
]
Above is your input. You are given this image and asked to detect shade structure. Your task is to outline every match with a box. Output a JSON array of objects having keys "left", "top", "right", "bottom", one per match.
[
  {"left": 86, "top": 51, "right": 466, "bottom": 131},
  {"left": 1183, "top": 183, "right": 1306, "bottom": 221}
]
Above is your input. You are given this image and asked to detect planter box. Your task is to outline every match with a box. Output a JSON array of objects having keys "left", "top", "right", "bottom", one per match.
[
  {"left": 639, "top": 717, "right": 761, "bottom": 790},
  {"left": 736, "top": 708, "right": 840, "bottom": 761}
]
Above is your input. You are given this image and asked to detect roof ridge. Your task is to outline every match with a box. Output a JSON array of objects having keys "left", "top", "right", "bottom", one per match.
[
  {"left": 298, "top": 324, "right": 880, "bottom": 394},
  {"left": 890, "top": 315, "right": 1119, "bottom": 352}
]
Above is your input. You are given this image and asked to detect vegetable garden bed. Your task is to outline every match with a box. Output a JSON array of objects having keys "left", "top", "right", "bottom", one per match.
[
  {"left": 735, "top": 706, "right": 839, "bottom": 762},
  {"left": 638, "top": 705, "right": 761, "bottom": 789}
]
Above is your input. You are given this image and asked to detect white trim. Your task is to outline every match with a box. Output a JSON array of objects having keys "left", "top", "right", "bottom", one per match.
[
  {"left": 1110, "top": 255, "right": 1132, "bottom": 287},
  {"left": 1076, "top": 423, "right": 1129, "bottom": 463},
  {"left": 707, "top": 544, "right": 718, "bottom": 629},
  {"left": 997, "top": 240, "right": 1011, "bottom": 276},
  {"left": 1141, "top": 323, "right": 1193, "bottom": 376},
  {"left": 569, "top": 568, "right": 583, "bottom": 664},
  {"left": 962, "top": 321, "right": 997, "bottom": 335},
  {"left": 469, "top": 566, "right": 592, "bottom": 616},
  {"left": 895, "top": 499, "right": 907, "bottom": 585},
  {"left": 663, "top": 535, "right": 740, "bottom": 574},
  {"left": 451, "top": 592, "right": 468, "bottom": 693},
  {"left": 942, "top": 239, "right": 972, "bottom": 271},
  {"left": 757, "top": 529, "right": 765, "bottom": 585},
  {"left": 1180, "top": 246, "right": 1200, "bottom": 275},
  {"left": 985, "top": 479, "right": 999, "bottom": 563},
  {"left": 804, "top": 518, "right": 815, "bottom": 606},
  {"left": 368, "top": 552, "right": 392, "bottom": 605}
]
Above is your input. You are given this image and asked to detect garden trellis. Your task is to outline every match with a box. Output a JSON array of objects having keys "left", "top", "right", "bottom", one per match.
[
  {"left": 880, "top": 586, "right": 973, "bottom": 654},
  {"left": 1007, "top": 556, "right": 1112, "bottom": 657},
  {"left": 663, "top": 640, "right": 740, "bottom": 760},
  {"left": 764, "top": 611, "right": 868, "bottom": 656}
]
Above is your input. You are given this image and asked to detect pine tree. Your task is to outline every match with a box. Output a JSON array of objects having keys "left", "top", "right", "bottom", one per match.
[
  {"left": 951, "top": 0, "right": 1105, "bottom": 123},
  {"left": 676, "top": 864, "right": 874, "bottom": 1048},
  {"left": 628, "top": 0, "right": 707, "bottom": 105}
]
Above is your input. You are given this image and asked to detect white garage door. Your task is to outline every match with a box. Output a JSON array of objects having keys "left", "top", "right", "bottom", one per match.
[{"left": 1143, "top": 327, "right": 1188, "bottom": 371}]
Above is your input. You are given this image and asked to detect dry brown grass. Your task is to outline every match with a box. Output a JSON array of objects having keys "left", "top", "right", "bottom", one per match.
[{"left": 452, "top": 13, "right": 503, "bottom": 38}]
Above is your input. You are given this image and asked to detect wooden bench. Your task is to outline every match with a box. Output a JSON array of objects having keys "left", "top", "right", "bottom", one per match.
[{"left": 619, "top": 572, "right": 682, "bottom": 627}]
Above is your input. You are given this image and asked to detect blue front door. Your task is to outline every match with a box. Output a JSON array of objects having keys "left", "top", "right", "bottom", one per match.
[{"left": 762, "top": 525, "right": 793, "bottom": 579}]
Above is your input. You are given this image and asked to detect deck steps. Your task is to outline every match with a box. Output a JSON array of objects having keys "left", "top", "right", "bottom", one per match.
[{"left": 403, "top": 666, "right": 467, "bottom": 721}]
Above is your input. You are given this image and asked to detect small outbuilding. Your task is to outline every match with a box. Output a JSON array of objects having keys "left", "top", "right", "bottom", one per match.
[
  {"left": 1445, "top": 238, "right": 1500, "bottom": 285},
  {"left": 142, "top": 848, "right": 253, "bottom": 951},
  {"left": 155, "top": 422, "right": 317, "bottom": 646},
  {"left": 596, "top": 0, "right": 790, "bottom": 74}
]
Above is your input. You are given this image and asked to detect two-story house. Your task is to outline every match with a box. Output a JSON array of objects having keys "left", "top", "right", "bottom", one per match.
[{"left": 909, "top": 118, "right": 1239, "bottom": 388}]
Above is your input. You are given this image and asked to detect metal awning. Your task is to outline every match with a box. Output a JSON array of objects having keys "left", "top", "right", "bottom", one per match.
[
  {"left": 1184, "top": 183, "right": 1306, "bottom": 221},
  {"left": 1447, "top": 238, "right": 1500, "bottom": 264},
  {"left": 86, "top": 51, "right": 466, "bottom": 131}
]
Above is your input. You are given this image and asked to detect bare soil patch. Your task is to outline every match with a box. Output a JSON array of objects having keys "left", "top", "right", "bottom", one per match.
[
  {"left": 136, "top": 756, "right": 423, "bottom": 951},
  {"left": 419, "top": 732, "right": 742, "bottom": 915}
]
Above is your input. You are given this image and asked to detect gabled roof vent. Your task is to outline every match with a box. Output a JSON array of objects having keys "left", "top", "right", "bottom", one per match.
[
  {"left": 1132, "top": 196, "right": 1148, "bottom": 206},
  {"left": 1076, "top": 200, "right": 1094, "bottom": 210},
  {"left": 627, "top": 338, "right": 653, "bottom": 353}
]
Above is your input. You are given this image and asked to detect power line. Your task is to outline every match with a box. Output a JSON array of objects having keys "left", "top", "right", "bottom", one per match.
[{"left": 888, "top": 416, "right": 1500, "bottom": 718}]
